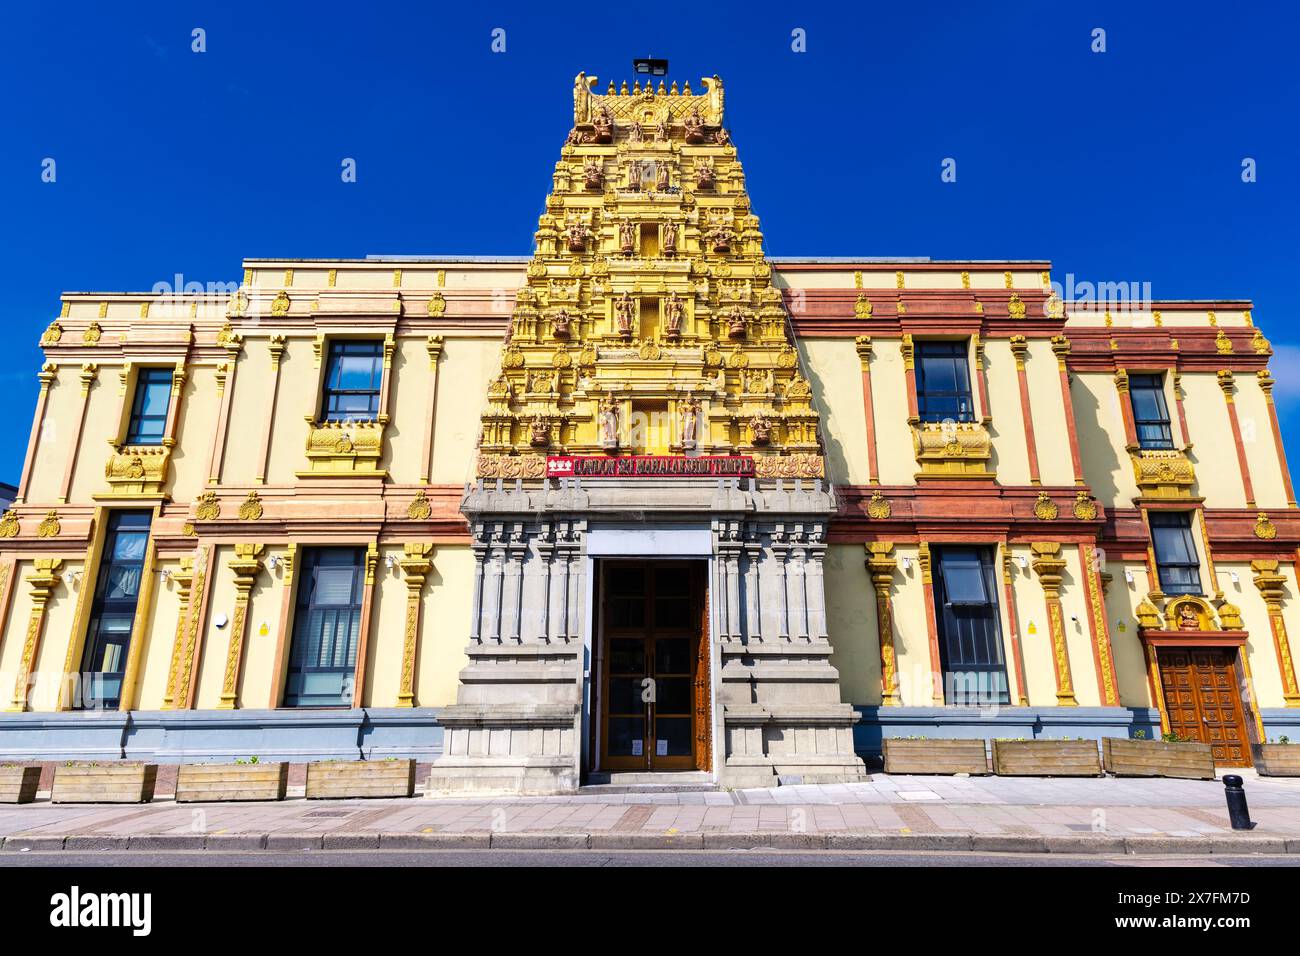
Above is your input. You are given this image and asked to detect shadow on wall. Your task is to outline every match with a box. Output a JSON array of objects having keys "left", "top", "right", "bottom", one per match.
[
  {"left": 1070, "top": 378, "right": 1124, "bottom": 504},
  {"left": 794, "top": 340, "right": 850, "bottom": 485}
]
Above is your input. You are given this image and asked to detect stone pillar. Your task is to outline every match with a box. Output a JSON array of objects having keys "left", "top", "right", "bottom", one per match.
[
  {"left": 218, "top": 543, "right": 263, "bottom": 710},
  {"left": 429, "top": 486, "right": 586, "bottom": 795},
  {"left": 865, "top": 542, "right": 900, "bottom": 705},
  {"left": 8, "top": 558, "right": 62, "bottom": 712},
  {"left": 1031, "top": 541, "right": 1077, "bottom": 706},
  {"left": 396, "top": 543, "right": 433, "bottom": 707},
  {"left": 161, "top": 556, "right": 196, "bottom": 709},
  {"left": 1251, "top": 559, "right": 1300, "bottom": 706}
]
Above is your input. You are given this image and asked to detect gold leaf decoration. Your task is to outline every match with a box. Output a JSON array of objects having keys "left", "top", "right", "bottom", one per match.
[
  {"left": 427, "top": 292, "right": 447, "bottom": 316},
  {"left": 1072, "top": 491, "right": 1098, "bottom": 521},
  {"left": 237, "top": 491, "right": 263, "bottom": 521},
  {"left": 0, "top": 510, "right": 18, "bottom": 538},
  {"left": 36, "top": 510, "right": 61, "bottom": 538},
  {"left": 1254, "top": 512, "right": 1277, "bottom": 540},
  {"left": 407, "top": 490, "right": 432, "bottom": 521},
  {"left": 194, "top": 492, "right": 221, "bottom": 521},
  {"left": 866, "top": 492, "right": 892, "bottom": 520},
  {"left": 1033, "top": 492, "right": 1058, "bottom": 521}
]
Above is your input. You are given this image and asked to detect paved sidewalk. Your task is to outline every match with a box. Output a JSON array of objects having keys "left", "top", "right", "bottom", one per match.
[{"left": 2, "top": 773, "right": 1298, "bottom": 854}]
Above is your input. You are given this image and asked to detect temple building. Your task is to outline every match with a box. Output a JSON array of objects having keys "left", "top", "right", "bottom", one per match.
[{"left": 0, "top": 72, "right": 1296, "bottom": 791}]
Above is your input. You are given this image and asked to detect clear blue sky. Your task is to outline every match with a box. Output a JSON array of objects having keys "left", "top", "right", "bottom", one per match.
[{"left": 2, "top": 1, "right": 1297, "bottom": 483}]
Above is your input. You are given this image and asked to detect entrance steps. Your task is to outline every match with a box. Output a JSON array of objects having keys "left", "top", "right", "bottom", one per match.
[{"left": 581, "top": 771, "right": 716, "bottom": 794}]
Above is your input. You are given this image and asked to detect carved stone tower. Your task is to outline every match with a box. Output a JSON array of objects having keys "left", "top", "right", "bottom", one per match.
[{"left": 427, "top": 72, "right": 865, "bottom": 793}]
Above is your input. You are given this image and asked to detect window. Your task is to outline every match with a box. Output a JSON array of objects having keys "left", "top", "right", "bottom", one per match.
[
  {"left": 320, "top": 340, "right": 383, "bottom": 422},
  {"left": 283, "top": 548, "right": 365, "bottom": 707},
  {"left": 1150, "top": 511, "right": 1202, "bottom": 596},
  {"left": 915, "top": 341, "right": 975, "bottom": 423},
  {"left": 125, "top": 368, "right": 173, "bottom": 444},
  {"left": 932, "top": 546, "right": 1009, "bottom": 705},
  {"left": 1129, "top": 373, "right": 1175, "bottom": 450},
  {"left": 78, "top": 511, "right": 152, "bottom": 709}
]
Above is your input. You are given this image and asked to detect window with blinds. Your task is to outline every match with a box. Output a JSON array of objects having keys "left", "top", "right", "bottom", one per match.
[{"left": 283, "top": 547, "right": 365, "bottom": 707}]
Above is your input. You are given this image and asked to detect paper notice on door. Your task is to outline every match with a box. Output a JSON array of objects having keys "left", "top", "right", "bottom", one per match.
[
  {"left": 656, "top": 739, "right": 668, "bottom": 756},
  {"left": 631, "top": 739, "right": 643, "bottom": 756}
]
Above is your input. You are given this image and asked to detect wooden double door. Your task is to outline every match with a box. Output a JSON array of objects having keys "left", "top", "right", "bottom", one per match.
[
  {"left": 598, "top": 561, "right": 710, "bottom": 772},
  {"left": 1159, "top": 647, "right": 1252, "bottom": 766}
]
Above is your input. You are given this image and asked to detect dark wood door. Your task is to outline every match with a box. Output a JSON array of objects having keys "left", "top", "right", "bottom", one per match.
[
  {"left": 1159, "top": 648, "right": 1252, "bottom": 766},
  {"left": 600, "top": 562, "right": 707, "bottom": 772}
]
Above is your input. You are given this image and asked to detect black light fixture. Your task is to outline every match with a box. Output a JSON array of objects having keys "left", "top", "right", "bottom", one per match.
[{"left": 633, "top": 57, "right": 668, "bottom": 77}]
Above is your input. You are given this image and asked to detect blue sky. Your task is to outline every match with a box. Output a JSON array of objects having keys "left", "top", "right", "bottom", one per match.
[{"left": 1, "top": 1, "right": 1297, "bottom": 483}]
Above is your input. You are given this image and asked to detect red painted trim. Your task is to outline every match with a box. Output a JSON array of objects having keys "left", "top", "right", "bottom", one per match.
[
  {"left": 1138, "top": 629, "right": 1248, "bottom": 649},
  {"left": 858, "top": 361, "right": 879, "bottom": 484},
  {"left": 1222, "top": 386, "right": 1258, "bottom": 508},
  {"left": 1014, "top": 356, "right": 1041, "bottom": 485},
  {"left": 1001, "top": 557, "right": 1030, "bottom": 707},
  {"left": 1056, "top": 361, "right": 1085, "bottom": 484},
  {"left": 1264, "top": 395, "right": 1298, "bottom": 507}
]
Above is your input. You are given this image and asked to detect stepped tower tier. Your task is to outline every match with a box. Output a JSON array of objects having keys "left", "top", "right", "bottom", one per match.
[{"left": 428, "top": 73, "right": 865, "bottom": 794}]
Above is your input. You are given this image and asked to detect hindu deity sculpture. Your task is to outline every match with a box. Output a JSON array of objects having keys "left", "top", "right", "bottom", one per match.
[
  {"left": 615, "top": 292, "right": 635, "bottom": 338},
  {"left": 683, "top": 107, "right": 705, "bottom": 143},
  {"left": 664, "top": 291, "right": 684, "bottom": 338}
]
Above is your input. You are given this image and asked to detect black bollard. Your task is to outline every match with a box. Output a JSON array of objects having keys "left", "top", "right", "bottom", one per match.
[{"left": 1222, "top": 775, "right": 1255, "bottom": 830}]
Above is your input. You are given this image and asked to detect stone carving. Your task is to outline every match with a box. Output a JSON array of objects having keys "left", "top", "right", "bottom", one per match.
[
  {"left": 530, "top": 417, "right": 550, "bottom": 448},
  {"left": 237, "top": 491, "right": 263, "bottom": 521},
  {"left": 679, "top": 397, "right": 700, "bottom": 449},
  {"left": 1177, "top": 603, "right": 1201, "bottom": 630},
  {"left": 749, "top": 414, "right": 772, "bottom": 446},
  {"left": 619, "top": 219, "right": 635, "bottom": 254},
  {"left": 662, "top": 220, "right": 678, "bottom": 256},
  {"left": 565, "top": 222, "right": 589, "bottom": 252},
  {"left": 866, "top": 492, "right": 892, "bottom": 519},
  {"left": 36, "top": 511, "right": 61, "bottom": 538},
  {"left": 194, "top": 492, "right": 221, "bottom": 521},
  {"left": 0, "top": 510, "right": 18, "bottom": 537},
  {"left": 583, "top": 158, "right": 603, "bottom": 190},
  {"left": 725, "top": 305, "right": 746, "bottom": 339},
  {"left": 614, "top": 292, "right": 635, "bottom": 338},
  {"left": 1072, "top": 491, "right": 1098, "bottom": 520},
  {"left": 599, "top": 396, "right": 619, "bottom": 448},
  {"left": 627, "top": 121, "right": 643, "bottom": 143},
  {"left": 664, "top": 291, "right": 684, "bottom": 338},
  {"left": 407, "top": 490, "right": 432, "bottom": 521},
  {"left": 655, "top": 162, "right": 669, "bottom": 190},
  {"left": 709, "top": 226, "right": 733, "bottom": 253},
  {"left": 592, "top": 105, "right": 613, "bottom": 143},
  {"left": 1033, "top": 492, "right": 1059, "bottom": 521},
  {"left": 1255, "top": 512, "right": 1278, "bottom": 540},
  {"left": 684, "top": 106, "right": 705, "bottom": 143},
  {"left": 695, "top": 157, "right": 715, "bottom": 189},
  {"left": 551, "top": 309, "right": 572, "bottom": 339}
]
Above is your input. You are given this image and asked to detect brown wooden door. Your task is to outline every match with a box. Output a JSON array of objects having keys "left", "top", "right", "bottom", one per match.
[
  {"left": 600, "top": 562, "right": 707, "bottom": 772},
  {"left": 1159, "top": 648, "right": 1252, "bottom": 766}
]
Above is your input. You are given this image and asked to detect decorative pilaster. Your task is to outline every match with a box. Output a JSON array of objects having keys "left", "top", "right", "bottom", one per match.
[
  {"left": 1113, "top": 368, "right": 1138, "bottom": 447},
  {"left": 1009, "top": 335, "right": 1041, "bottom": 485},
  {"left": 15, "top": 363, "right": 57, "bottom": 504},
  {"left": 218, "top": 543, "right": 263, "bottom": 709},
  {"left": 973, "top": 333, "right": 992, "bottom": 425},
  {"left": 1000, "top": 548, "right": 1030, "bottom": 706},
  {"left": 161, "top": 556, "right": 197, "bottom": 708},
  {"left": 207, "top": 332, "right": 243, "bottom": 485},
  {"left": 917, "top": 542, "right": 944, "bottom": 704},
  {"left": 1030, "top": 541, "right": 1077, "bottom": 706},
  {"left": 254, "top": 335, "right": 287, "bottom": 484},
  {"left": 900, "top": 333, "right": 919, "bottom": 420},
  {"left": 117, "top": 537, "right": 158, "bottom": 711},
  {"left": 1218, "top": 370, "right": 1257, "bottom": 508},
  {"left": 58, "top": 364, "right": 97, "bottom": 503},
  {"left": 854, "top": 337, "right": 879, "bottom": 485},
  {"left": 1050, "top": 335, "right": 1085, "bottom": 485},
  {"left": 351, "top": 543, "right": 381, "bottom": 707},
  {"left": 1080, "top": 544, "right": 1120, "bottom": 706},
  {"left": 1257, "top": 371, "right": 1298, "bottom": 508},
  {"left": 864, "top": 542, "right": 899, "bottom": 704},
  {"left": 421, "top": 336, "right": 444, "bottom": 484},
  {"left": 174, "top": 546, "right": 211, "bottom": 709},
  {"left": 1251, "top": 559, "right": 1300, "bottom": 705},
  {"left": 397, "top": 543, "right": 434, "bottom": 707},
  {"left": 9, "top": 559, "right": 62, "bottom": 711}
]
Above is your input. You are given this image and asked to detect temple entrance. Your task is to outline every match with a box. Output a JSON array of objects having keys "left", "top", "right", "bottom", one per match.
[
  {"left": 1158, "top": 647, "right": 1252, "bottom": 766},
  {"left": 595, "top": 561, "right": 710, "bottom": 772}
]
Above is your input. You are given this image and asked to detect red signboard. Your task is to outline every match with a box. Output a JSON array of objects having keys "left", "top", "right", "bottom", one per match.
[{"left": 546, "top": 455, "right": 755, "bottom": 479}]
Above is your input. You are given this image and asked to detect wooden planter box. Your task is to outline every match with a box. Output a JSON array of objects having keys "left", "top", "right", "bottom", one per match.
[
  {"left": 991, "top": 740, "right": 1101, "bottom": 777},
  {"left": 1103, "top": 737, "right": 1215, "bottom": 780},
  {"left": 175, "top": 762, "right": 289, "bottom": 802},
  {"left": 882, "top": 738, "right": 989, "bottom": 775},
  {"left": 0, "top": 766, "right": 42, "bottom": 804},
  {"left": 51, "top": 762, "right": 157, "bottom": 803},
  {"left": 1253, "top": 744, "right": 1300, "bottom": 777},
  {"left": 305, "top": 759, "right": 416, "bottom": 799}
]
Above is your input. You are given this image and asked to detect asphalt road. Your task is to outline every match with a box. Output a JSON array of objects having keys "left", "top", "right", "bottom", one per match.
[{"left": 2, "top": 849, "right": 1296, "bottom": 866}]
